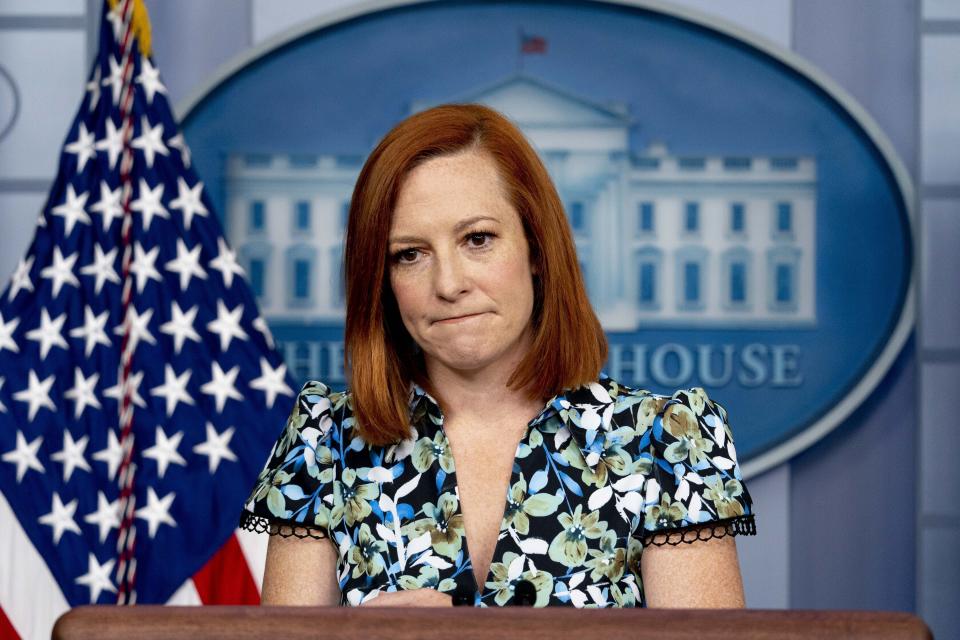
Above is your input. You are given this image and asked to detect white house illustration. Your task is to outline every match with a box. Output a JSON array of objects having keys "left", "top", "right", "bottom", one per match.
[{"left": 224, "top": 74, "right": 817, "bottom": 379}]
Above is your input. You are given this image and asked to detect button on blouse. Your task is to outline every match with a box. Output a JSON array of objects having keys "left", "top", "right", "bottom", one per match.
[{"left": 240, "top": 376, "right": 756, "bottom": 607}]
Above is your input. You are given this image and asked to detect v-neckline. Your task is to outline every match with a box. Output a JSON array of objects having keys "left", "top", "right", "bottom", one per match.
[
  {"left": 407, "top": 384, "right": 560, "bottom": 603},
  {"left": 433, "top": 410, "right": 545, "bottom": 603}
]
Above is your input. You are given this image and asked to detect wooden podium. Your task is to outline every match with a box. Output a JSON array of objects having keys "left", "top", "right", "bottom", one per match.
[{"left": 54, "top": 605, "right": 932, "bottom": 639}]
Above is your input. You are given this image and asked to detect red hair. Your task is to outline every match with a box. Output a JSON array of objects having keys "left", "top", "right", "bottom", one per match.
[{"left": 344, "top": 104, "right": 607, "bottom": 445}]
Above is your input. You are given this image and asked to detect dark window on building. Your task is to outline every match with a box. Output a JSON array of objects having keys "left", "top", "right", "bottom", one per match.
[
  {"left": 295, "top": 200, "right": 311, "bottom": 231},
  {"left": 289, "top": 154, "right": 317, "bottom": 168},
  {"left": 639, "top": 262, "right": 656, "bottom": 303},
  {"left": 570, "top": 201, "right": 585, "bottom": 231},
  {"left": 731, "top": 203, "right": 745, "bottom": 233},
  {"left": 776, "top": 202, "right": 792, "bottom": 233},
  {"left": 684, "top": 202, "right": 699, "bottom": 232},
  {"left": 250, "top": 200, "right": 265, "bottom": 232},
  {"left": 244, "top": 153, "right": 271, "bottom": 167},
  {"left": 294, "top": 259, "right": 311, "bottom": 300},
  {"left": 775, "top": 263, "right": 793, "bottom": 303},
  {"left": 723, "top": 157, "right": 751, "bottom": 170},
  {"left": 730, "top": 262, "right": 746, "bottom": 303},
  {"left": 249, "top": 258, "right": 265, "bottom": 297},
  {"left": 684, "top": 261, "right": 700, "bottom": 302},
  {"left": 770, "top": 157, "right": 798, "bottom": 170},
  {"left": 678, "top": 157, "right": 706, "bottom": 170},
  {"left": 639, "top": 202, "right": 654, "bottom": 233}
]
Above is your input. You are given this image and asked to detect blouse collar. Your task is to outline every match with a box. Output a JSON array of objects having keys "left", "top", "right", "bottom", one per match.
[{"left": 407, "top": 375, "right": 620, "bottom": 473}]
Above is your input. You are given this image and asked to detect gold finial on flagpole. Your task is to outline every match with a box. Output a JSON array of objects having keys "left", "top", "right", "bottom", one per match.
[{"left": 107, "top": 0, "right": 153, "bottom": 57}]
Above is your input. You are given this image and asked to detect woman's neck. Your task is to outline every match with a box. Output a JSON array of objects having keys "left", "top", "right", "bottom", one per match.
[{"left": 423, "top": 344, "right": 544, "bottom": 427}]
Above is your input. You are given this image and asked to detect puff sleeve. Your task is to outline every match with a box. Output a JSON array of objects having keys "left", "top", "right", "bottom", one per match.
[
  {"left": 239, "top": 380, "right": 339, "bottom": 540},
  {"left": 639, "top": 387, "right": 756, "bottom": 546}
]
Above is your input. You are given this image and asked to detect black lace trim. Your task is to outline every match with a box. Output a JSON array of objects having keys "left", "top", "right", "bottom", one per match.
[
  {"left": 641, "top": 513, "right": 756, "bottom": 547},
  {"left": 239, "top": 511, "right": 328, "bottom": 540}
]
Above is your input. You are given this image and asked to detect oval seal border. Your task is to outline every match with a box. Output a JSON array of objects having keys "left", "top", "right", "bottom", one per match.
[{"left": 175, "top": 0, "right": 916, "bottom": 479}]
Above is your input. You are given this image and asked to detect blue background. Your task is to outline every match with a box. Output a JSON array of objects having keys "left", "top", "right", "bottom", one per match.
[{"left": 181, "top": 0, "right": 912, "bottom": 464}]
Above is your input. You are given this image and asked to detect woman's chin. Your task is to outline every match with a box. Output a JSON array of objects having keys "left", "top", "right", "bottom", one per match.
[{"left": 426, "top": 345, "right": 510, "bottom": 375}]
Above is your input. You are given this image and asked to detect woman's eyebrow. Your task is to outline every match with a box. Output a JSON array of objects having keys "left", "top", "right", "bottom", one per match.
[
  {"left": 388, "top": 215, "right": 500, "bottom": 245},
  {"left": 452, "top": 215, "right": 500, "bottom": 234}
]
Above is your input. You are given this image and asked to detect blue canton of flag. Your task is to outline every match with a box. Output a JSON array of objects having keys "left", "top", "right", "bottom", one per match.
[{"left": 0, "top": 0, "right": 295, "bottom": 631}]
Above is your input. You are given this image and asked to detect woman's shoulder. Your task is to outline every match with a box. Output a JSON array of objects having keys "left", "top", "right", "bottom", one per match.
[
  {"left": 563, "top": 375, "right": 729, "bottom": 421},
  {"left": 289, "top": 381, "right": 406, "bottom": 463},
  {"left": 290, "top": 379, "right": 354, "bottom": 433}
]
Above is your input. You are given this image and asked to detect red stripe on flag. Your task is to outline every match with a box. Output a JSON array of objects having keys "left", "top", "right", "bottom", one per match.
[
  {"left": 191, "top": 534, "right": 260, "bottom": 605},
  {"left": 0, "top": 604, "right": 21, "bottom": 640},
  {"left": 521, "top": 35, "right": 547, "bottom": 53}
]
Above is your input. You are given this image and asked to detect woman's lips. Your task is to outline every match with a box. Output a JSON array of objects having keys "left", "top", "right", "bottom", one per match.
[{"left": 434, "top": 312, "right": 486, "bottom": 324}]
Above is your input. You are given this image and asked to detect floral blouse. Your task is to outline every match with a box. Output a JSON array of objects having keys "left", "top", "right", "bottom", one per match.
[{"left": 240, "top": 376, "right": 756, "bottom": 607}]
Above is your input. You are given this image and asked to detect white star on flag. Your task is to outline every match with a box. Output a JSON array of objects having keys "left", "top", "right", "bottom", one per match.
[
  {"left": 113, "top": 306, "right": 156, "bottom": 353},
  {"left": 206, "top": 300, "right": 248, "bottom": 352},
  {"left": 135, "top": 488, "right": 177, "bottom": 538},
  {"left": 38, "top": 493, "right": 82, "bottom": 544},
  {"left": 2, "top": 431, "right": 45, "bottom": 482},
  {"left": 95, "top": 117, "right": 125, "bottom": 169},
  {"left": 89, "top": 181, "right": 124, "bottom": 231},
  {"left": 79, "top": 243, "right": 121, "bottom": 294},
  {"left": 7, "top": 255, "right": 35, "bottom": 301},
  {"left": 102, "top": 54, "right": 123, "bottom": 104},
  {"left": 69, "top": 306, "right": 112, "bottom": 356},
  {"left": 131, "top": 115, "right": 169, "bottom": 168},
  {"left": 200, "top": 362, "right": 243, "bottom": 413},
  {"left": 193, "top": 422, "right": 237, "bottom": 473},
  {"left": 166, "top": 132, "right": 191, "bottom": 168},
  {"left": 63, "top": 367, "right": 102, "bottom": 419},
  {"left": 130, "top": 242, "right": 164, "bottom": 293},
  {"left": 169, "top": 177, "right": 208, "bottom": 229},
  {"left": 143, "top": 426, "right": 187, "bottom": 478},
  {"left": 0, "top": 378, "right": 6, "bottom": 413},
  {"left": 130, "top": 178, "right": 169, "bottom": 231},
  {"left": 0, "top": 312, "right": 20, "bottom": 353},
  {"left": 252, "top": 316, "right": 275, "bottom": 349},
  {"left": 85, "top": 63, "right": 101, "bottom": 111},
  {"left": 84, "top": 492, "right": 121, "bottom": 543},
  {"left": 26, "top": 309, "right": 69, "bottom": 359},
  {"left": 149, "top": 364, "right": 194, "bottom": 417},
  {"left": 104, "top": 4, "right": 123, "bottom": 40},
  {"left": 13, "top": 370, "right": 56, "bottom": 421},
  {"left": 50, "top": 184, "right": 91, "bottom": 236},
  {"left": 164, "top": 238, "right": 207, "bottom": 291},
  {"left": 249, "top": 358, "right": 293, "bottom": 409},
  {"left": 39, "top": 247, "right": 80, "bottom": 298},
  {"left": 92, "top": 429, "right": 123, "bottom": 481},
  {"left": 64, "top": 121, "right": 96, "bottom": 172},
  {"left": 103, "top": 368, "right": 146, "bottom": 409},
  {"left": 159, "top": 301, "right": 201, "bottom": 354},
  {"left": 209, "top": 237, "right": 244, "bottom": 288},
  {"left": 51, "top": 430, "right": 92, "bottom": 481},
  {"left": 75, "top": 553, "right": 117, "bottom": 603},
  {"left": 136, "top": 56, "right": 167, "bottom": 104}
]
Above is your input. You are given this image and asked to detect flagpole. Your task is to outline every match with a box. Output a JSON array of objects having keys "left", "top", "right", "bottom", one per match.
[
  {"left": 110, "top": 0, "right": 144, "bottom": 605},
  {"left": 517, "top": 26, "right": 523, "bottom": 73}
]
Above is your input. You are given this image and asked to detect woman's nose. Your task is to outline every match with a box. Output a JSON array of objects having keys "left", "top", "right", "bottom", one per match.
[{"left": 433, "top": 251, "right": 470, "bottom": 301}]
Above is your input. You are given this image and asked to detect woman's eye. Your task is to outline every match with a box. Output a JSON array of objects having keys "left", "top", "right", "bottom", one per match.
[
  {"left": 394, "top": 248, "right": 420, "bottom": 263},
  {"left": 466, "top": 232, "right": 492, "bottom": 247}
]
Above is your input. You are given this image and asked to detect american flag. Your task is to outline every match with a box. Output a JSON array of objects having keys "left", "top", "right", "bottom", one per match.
[
  {"left": 520, "top": 31, "right": 547, "bottom": 55},
  {"left": 0, "top": 1, "right": 294, "bottom": 637}
]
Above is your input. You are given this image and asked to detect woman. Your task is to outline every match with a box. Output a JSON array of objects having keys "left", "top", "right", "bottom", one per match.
[{"left": 240, "top": 104, "right": 756, "bottom": 608}]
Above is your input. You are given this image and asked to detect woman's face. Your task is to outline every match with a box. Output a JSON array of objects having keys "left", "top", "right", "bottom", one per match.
[{"left": 388, "top": 149, "right": 536, "bottom": 380}]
